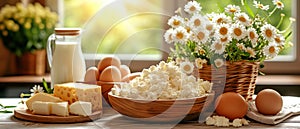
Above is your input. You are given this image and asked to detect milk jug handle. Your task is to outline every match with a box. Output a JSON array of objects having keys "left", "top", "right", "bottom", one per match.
[{"left": 46, "top": 34, "right": 55, "bottom": 68}]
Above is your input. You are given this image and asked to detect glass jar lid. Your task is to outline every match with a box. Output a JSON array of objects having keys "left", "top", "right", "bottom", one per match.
[{"left": 55, "top": 28, "right": 81, "bottom": 36}]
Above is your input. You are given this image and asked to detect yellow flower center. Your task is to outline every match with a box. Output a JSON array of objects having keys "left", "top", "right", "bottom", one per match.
[
  {"left": 217, "top": 18, "right": 223, "bottom": 23},
  {"left": 275, "top": 36, "right": 281, "bottom": 43},
  {"left": 215, "top": 43, "right": 223, "bottom": 50},
  {"left": 238, "top": 16, "right": 247, "bottom": 22},
  {"left": 199, "top": 49, "right": 206, "bottom": 55},
  {"left": 197, "top": 31, "right": 205, "bottom": 40},
  {"left": 186, "top": 27, "right": 191, "bottom": 33},
  {"left": 229, "top": 8, "right": 236, "bottom": 13},
  {"left": 220, "top": 37, "right": 228, "bottom": 42},
  {"left": 194, "top": 19, "right": 201, "bottom": 27},
  {"left": 276, "top": 1, "right": 283, "bottom": 6},
  {"left": 173, "top": 20, "right": 180, "bottom": 26},
  {"left": 269, "top": 46, "right": 276, "bottom": 54},
  {"left": 258, "top": 4, "right": 264, "bottom": 9},
  {"left": 265, "top": 29, "right": 273, "bottom": 38},
  {"left": 249, "top": 31, "right": 256, "bottom": 39},
  {"left": 219, "top": 27, "right": 228, "bottom": 36},
  {"left": 176, "top": 32, "right": 184, "bottom": 39},
  {"left": 190, "top": 6, "right": 196, "bottom": 12},
  {"left": 183, "top": 65, "right": 191, "bottom": 72},
  {"left": 234, "top": 28, "right": 242, "bottom": 36},
  {"left": 206, "top": 24, "right": 213, "bottom": 31}
]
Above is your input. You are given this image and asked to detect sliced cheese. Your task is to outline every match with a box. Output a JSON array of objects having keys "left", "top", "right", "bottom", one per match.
[
  {"left": 32, "top": 101, "right": 51, "bottom": 115},
  {"left": 26, "top": 93, "right": 63, "bottom": 111},
  {"left": 54, "top": 83, "right": 102, "bottom": 111},
  {"left": 70, "top": 101, "right": 92, "bottom": 116},
  {"left": 51, "top": 102, "right": 69, "bottom": 117}
]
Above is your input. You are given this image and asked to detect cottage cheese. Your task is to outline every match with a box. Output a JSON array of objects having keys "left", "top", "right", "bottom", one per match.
[
  {"left": 111, "top": 61, "right": 212, "bottom": 100},
  {"left": 205, "top": 115, "right": 250, "bottom": 127}
]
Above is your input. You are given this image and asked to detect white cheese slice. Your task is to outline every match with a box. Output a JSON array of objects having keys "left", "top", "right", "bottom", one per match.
[
  {"left": 26, "top": 93, "right": 63, "bottom": 111},
  {"left": 51, "top": 102, "right": 69, "bottom": 117},
  {"left": 32, "top": 101, "right": 51, "bottom": 115},
  {"left": 69, "top": 101, "right": 92, "bottom": 116}
]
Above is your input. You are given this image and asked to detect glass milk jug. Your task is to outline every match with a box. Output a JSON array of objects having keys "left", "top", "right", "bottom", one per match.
[{"left": 47, "top": 28, "right": 86, "bottom": 88}]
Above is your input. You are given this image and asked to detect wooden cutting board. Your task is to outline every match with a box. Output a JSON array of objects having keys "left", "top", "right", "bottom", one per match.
[{"left": 14, "top": 108, "right": 102, "bottom": 123}]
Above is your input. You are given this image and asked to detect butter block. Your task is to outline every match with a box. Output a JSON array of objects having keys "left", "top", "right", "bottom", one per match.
[
  {"left": 51, "top": 102, "right": 69, "bottom": 117},
  {"left": 53, "top": 83, "right": 102, "bottom": 111},
  {"left": 70, "top": 101, "right": 92, "bottom": 116},
  {"left": 32, "top": 101, "right": 51, "bottom": 115},
  {"left": 26, "top": 93, "right": 63, "bottom": 111}
]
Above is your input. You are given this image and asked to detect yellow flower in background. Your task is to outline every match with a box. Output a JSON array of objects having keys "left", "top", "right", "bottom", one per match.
[{"left": 0, "top": 2, "right": 58, "bottom": 56}]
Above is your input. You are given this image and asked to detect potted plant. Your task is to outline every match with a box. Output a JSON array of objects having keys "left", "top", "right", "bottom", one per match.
[
  {"left": 165, "top": 0, "right": 294, "bottom": 100},
  {"left": 0, "top": 2, "right": 58, "bottom": 75}
]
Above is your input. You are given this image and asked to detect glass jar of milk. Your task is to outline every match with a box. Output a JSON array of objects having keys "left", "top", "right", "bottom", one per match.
[{"left": 47, "top": 28, "right": 86, "bottom": 88}]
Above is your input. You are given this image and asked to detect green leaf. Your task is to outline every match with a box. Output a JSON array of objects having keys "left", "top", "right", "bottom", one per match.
[
  {"left": 0, "top": 110, "right": 13, "bottom": 113},
  {"left": 243, "top": 0, "right": 255, "bottom": 18},
  {"left": 4, "top": 106, "right": 16, "bottom": 108}
]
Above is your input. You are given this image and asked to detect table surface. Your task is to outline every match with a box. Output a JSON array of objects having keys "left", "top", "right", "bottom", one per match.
[{"left": 0, "top": 98, "right": 300, "bottom": 129}]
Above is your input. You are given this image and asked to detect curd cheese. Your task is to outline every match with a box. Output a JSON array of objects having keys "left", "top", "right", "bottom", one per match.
[{"left": 112, "top": 61, "right": 212, "bottom": 100}]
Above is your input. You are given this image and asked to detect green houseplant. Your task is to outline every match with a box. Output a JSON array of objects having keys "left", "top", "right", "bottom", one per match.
[{"left": 0, "top": 2, "right": 57, "bottom": 75}]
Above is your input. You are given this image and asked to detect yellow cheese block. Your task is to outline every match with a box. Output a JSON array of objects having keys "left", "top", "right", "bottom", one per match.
[
  {"left": 51, "top": 102, "right": 69, "bottom": 117},
  {"left": 32, "top": 101, "right": 51, "bottom": 115},
  {"left": 26, "top": 93, "right": 63, "bottom": 111},
  {"left": 69, "top": 101, "right": 92, "bottom": 116},
  {"left": 53, "top": 83, "right": 102, "bottom": 111}
]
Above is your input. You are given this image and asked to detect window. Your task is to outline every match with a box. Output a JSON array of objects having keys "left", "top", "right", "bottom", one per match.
[{"left": 46, "top": 0, "right": 299, "bottom": 74}]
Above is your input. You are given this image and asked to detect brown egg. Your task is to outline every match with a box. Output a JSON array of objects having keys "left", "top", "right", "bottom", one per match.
[
  {"left": 84, "top": 66, "right": 99, "bottom": 82},
  {"left": 99, "top": 66, "right": 121, "bottom": 82},
  {"left": 255, "top": 89, "right": 283, "bottom": 115},
  {"left": 121, "top": 72, "right": 141, "bottom": 82},
  {"left": 119, "top": 65, "right": 131, "bottom": 78},
  {"left": 215, "top": 92, "right": 248, "bottom": 120},
  {"left": 97, "top": 56, "right": 121, "bottom": 72}
]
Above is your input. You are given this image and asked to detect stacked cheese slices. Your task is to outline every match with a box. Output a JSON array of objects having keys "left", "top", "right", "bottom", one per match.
[{"left": 25, "top": 83, "right": 102, "bottom": 117}]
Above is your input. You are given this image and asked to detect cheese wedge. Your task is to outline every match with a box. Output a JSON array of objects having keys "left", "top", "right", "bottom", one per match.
[
  {"left": 53, "top": 83, "right": 102, "bottom": 111},
  {"left": 70, "top": 101, "right": 92, "bottom": 116},
  {"left": 32, "top": 101, "right": 51, "bottom": 115},
  {"left": 26, "top": 93, "right": 63, "bottom": 111},
  {"left": 51, "top": 102, "right": 69, "bottom": 117}
]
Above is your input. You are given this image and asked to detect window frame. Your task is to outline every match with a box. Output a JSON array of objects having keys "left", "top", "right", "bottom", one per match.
[{"left": 47, "top": 0, "right": 300, "bottom": 74}]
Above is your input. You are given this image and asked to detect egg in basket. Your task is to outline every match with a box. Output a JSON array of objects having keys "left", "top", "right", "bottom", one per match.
[{"left": 108, "top": 61, "right": 214, "bottom": 122}]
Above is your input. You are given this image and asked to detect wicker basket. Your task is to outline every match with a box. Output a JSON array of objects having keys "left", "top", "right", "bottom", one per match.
[{"left": 197, "top": 61, "right": 259, "bottom": 101}]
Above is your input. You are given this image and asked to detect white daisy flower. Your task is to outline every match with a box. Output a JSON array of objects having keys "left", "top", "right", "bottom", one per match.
[
  {"left": 253, "top": 0, "right": 269, "bottom": 11},
  {"left": 274, "top": 34, "right": 285, "bottom": 46},
  {"left": 234, "top": 12, "right": 251, "bottom": 26},
  {"left": 172, "top": 26, "right": 189, "bottom": 43},
  {"left": 214, "top": 58, "right": 225, "bottom": 68},
  {"left": 206, "top": 12, "right": 217, "bottom": 21},
  {"left": 180, "top": 61, "right": 194, "bottom": 74},
  {"left": 164, "top": 28, "right": 174, "bottom": 44},
  {"left": 30, "top": 85, "right": 44, "bottom": 96},
  {"left": 191, "top": 27, "right": 209, "bottom": 43},
  {"left": 247, "top": 28, "right": 258, "bottom": 47},
  {"left": 211, "top": 40, "right": 226, "bottom": 54},
  {"left": 237, "top": 43, "right": 246, "bottom": 51},
  {"left": 261, "top": 24, "right": 277, "bottom": 42},
  {"left": 263, "top": 43, "right": 279, "bottom": 59},
  {"left": 167, "top": 15, "right": 184, "bottom": 28},
  {"left": 231, "top": 23, "right": 246, "bottom": 40},
  {"left": 225, "top": 4, "right": 241, "bottom": 14},
  {"left": 188, "top": 13, "right": 207, "bottom": 29},
  {"left": 273, "top": 0, "right": 284, "bottom": 10},
  {"left": 184, "top": 1, "right": 202, "bottom": 14},
  {"left": 246, "top": 47, "right": 256, "bottom": 58},
  {"left": 195, "top": 58, "right": 207, "bottom": 69},
  {"left": 215, "top": 23, "right": 230, "bottom": 38},
  {"left": 212, "top": 13, "right": 231, "bottom": 24}
]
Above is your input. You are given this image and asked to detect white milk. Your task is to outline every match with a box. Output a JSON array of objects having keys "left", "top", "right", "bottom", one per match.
[{"left": 50, "top": 42, "right": 86, "bottom": 88}]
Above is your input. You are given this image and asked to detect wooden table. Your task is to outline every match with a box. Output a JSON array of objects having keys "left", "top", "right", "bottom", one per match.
[{"left": 0, "top": 98, "right": 300, "bottom": 129}]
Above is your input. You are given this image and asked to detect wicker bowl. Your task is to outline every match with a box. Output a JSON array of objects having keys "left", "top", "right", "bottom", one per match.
[{"left": 108, "top": 92, "right": 214, "bottom": 122}]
